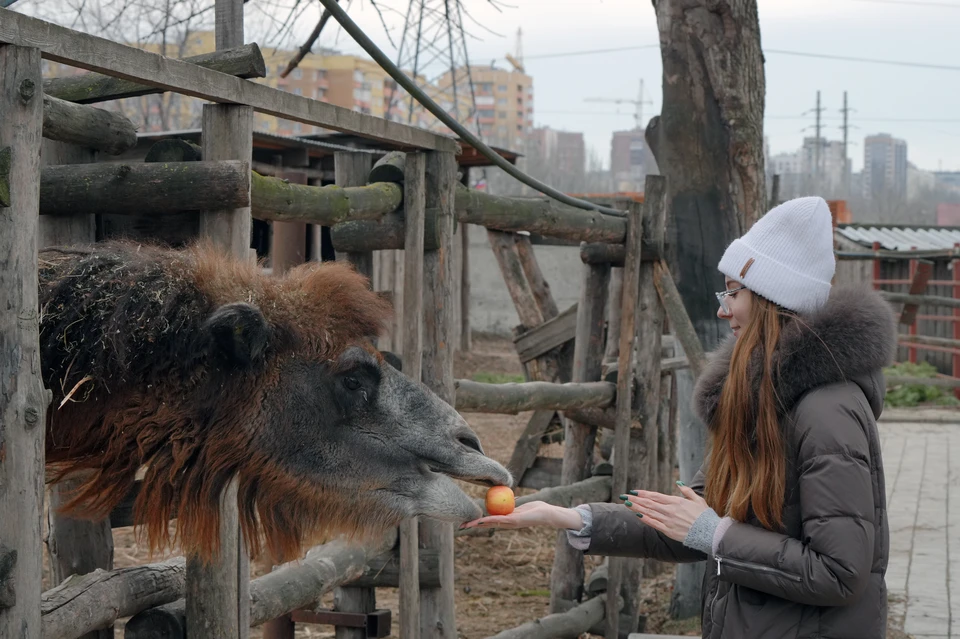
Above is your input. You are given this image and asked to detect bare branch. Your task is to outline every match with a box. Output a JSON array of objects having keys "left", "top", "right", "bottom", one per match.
[{"left": 280, "top": 0, "right": 337, "bottom": 78}]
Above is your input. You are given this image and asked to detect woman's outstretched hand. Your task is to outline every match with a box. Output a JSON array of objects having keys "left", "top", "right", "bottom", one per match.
[
  {"left": 623, "top": 484, "right": 709, "bottom": 542},
  {"left": 459, "top": 500, "right": 583, "bottom": 531}
]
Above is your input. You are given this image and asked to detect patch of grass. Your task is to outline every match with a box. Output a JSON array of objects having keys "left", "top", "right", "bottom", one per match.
[
  {"left": 884, "top": 361, "right": 960, "bottom": 408},
  {"left": 472, "top": 371, "right": 526, "bottom": 384}
]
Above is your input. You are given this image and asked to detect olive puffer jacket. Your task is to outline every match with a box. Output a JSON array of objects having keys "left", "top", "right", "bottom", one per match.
[{"left": 583, "top": 285, "right": 896, "bottom": 638}]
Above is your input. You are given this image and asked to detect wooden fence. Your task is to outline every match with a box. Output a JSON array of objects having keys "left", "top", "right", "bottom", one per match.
[{"left": 0, "top": 4, "right": 707, "bottom": 639}]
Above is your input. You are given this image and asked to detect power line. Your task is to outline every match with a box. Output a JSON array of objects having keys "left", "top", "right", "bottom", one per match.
[
  {"left": 536, "top": 110, "right": 960, "bottom": 123},
  {"left": 314, "top": 0, "right": 626, "bottom": 217},
  {"left": 519, "top": 43, "right": 960, "bottom": 72},
  {"left": 851, "top": 0, "right": 960, "bottom": 8}
]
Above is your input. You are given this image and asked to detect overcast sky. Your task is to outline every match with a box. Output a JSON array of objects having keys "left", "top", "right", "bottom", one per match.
[{"left": 308, "top": 0, "right": 960, "bottom": 173}]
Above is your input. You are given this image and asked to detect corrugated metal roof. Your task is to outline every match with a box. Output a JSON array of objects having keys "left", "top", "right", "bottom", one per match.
[{"left": 836, "top": 224, "right": 960, "bottom": 251}]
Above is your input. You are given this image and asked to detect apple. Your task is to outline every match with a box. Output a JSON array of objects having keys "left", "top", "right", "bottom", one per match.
[{"left": 485, "top": 485, "right": 515, "bottom": 516}]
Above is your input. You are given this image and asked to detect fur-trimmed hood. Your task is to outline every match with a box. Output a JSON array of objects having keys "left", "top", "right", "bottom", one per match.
[{"left": 693, "top": 284, "right": 898, "bottom": 428}]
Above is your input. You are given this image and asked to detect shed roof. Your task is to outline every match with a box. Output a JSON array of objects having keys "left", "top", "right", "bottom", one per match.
[{"left": 836, "top": 224, "right": 960, "bottom": 251}]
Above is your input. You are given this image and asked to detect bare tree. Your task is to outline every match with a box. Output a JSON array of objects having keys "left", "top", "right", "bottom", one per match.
[{"left": 642, "top": 0, "right": 766, "bottom": 621}]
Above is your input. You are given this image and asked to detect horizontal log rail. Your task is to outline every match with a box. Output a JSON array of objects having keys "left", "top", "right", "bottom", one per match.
[
  {"left": 886, "top": 375, "right": 960, "bottom": 389},
  {"left": 251, "top": 172, "right": 402, "bottom": 224},
  {"left": 43, "top": 43, "right": 266, "bottom": 104},
  {"left": 41, "top": 558, "right": 186, "bottom": 639},
  {"left": 484, "top": 593, "right": 614, "bottom": 639},
  {"left": 881, "top": 291, "right": 960, "bottom": 310},
  {"left": 36, "top": 161, "right": 250, "bottom": 217},
  {"left": 42, "top": 95, "right": 138, "bottom": 155},
  {"left": 897, "top": 340, "right": 960, "bottom": 356},
  {"left": 123, "top": 532, "right": 396, "bottom": 639},
  {"left": 836, "top": 248, "right": 960, "bottom": 261},
  {"left": 455, "top": 185, "right": 627, "bottom": 243},
  {"left": 0, "top": 8, "right": 457, "bottom": 152},
  {"left": 454, "top": 379, "right": 615, "bottom": 414},
  {"left": 899, "top": 334, "right": 960, "bottom": 349}
]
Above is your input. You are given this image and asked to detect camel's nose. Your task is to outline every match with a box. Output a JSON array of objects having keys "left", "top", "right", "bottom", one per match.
[{"left": 456, "top": 431, "right": 484, "bottom": 455}]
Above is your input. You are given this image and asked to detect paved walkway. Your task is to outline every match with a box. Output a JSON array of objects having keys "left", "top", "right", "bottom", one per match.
[{"left": 881, "top": 418, "right": 959, "bottom": 638}]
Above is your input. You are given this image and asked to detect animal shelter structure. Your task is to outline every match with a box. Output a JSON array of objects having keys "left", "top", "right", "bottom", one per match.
[{"left": 0, "top": 3, "right": 708, "bottom": 638}]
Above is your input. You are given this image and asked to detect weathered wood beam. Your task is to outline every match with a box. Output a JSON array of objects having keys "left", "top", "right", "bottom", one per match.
[
  {"left": 329, "top": 208, "right": 442, "bottom": 252},
  {"left": 38, "top": 161, "right": 249, "bottom": 216},
  {"left": 886, "top": 375, "right": 960, "bottom": 388},
  {"left": 346, "top": 548, "right": 440, "bottom": 589},
  {"left": 653, "top": 261, "right": 706, "bottom": 379},
  {"left": 899, "top": 334, "right": 960, "bottom": 349},
  {"left": 454, "top": 380, "right": 615, "bottom": 414},
  {"left": 484, "top": 593, "right": 612, "bottom": 639},
  {"left": 368, "top": 150, "right": 406, "bottom": 184},
  {"left": 42, "top": 558, "right": 186, "bottom": 639},
  {"left": 399, "top": 151, "right": 426, "bottom": 639},
  {"left": 0, "top": 44, "right": 48, "bottom": 639},
  {"left": 44, "top": 43, "right": 267, "bottom": 104},
  {"left": 418, "top": 149, "right": 459, "bottom": 639},
  {"left": 517, "top": 456, "right": 563, "bottom": 491},
  {"left": 252, "top": 172, "right": 401, "bottom": 224},
  {"left": 513, "top": 303, "right": 579, "bottom": 364},
  {"left": 0, "top": 9, "right": 458, "bottom": 152},
  {"left": 562, "top": 407, "right": 616, "bottom": 431},
  {"left": 458, "top": 186, "right": 625, "bottom": 243},
  {"left": 42, "top": 95, "right": 138, "bottom": 155},
  {"left": 550, "top": 256, "right": 610, "bottom": 614},
  {"left": 580, "top": 240, "right": 664, "bottom": 266},
  {"left": 123, "top": 534, "right": 396, "bottom": 639},
  {"left": 882, "top": 291, "right": 960, "bottom": 310}
]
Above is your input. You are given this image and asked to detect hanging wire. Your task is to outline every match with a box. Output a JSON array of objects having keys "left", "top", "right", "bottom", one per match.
[{"left": 315, "top": 0, "right": 628, "bottom": 217}]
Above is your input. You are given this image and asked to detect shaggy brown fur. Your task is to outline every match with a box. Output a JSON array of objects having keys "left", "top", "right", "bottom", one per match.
[{"left": 40, "top": 240, "right": 393, "bottom": 562}]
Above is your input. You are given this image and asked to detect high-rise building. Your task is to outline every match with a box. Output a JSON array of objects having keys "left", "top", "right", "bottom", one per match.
[
  {"left": 433, "top": 65, "right": 534, "bottom": 150},
  {"left": 610, "top": 128, "right": 657, "bottom": 192},
  {"left": 530, "top": 127, "right": 585, "bottom": 176},
  {"left": 863, "top": 133, "right": 908, "bottom": 198},
  {"left": 800, "top": 137, "right": 847, "bottom": 195}
]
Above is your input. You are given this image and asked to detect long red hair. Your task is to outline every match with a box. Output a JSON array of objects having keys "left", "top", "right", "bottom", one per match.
[{"left": 704, "top": 294, "right": 791, "bottom": 531}]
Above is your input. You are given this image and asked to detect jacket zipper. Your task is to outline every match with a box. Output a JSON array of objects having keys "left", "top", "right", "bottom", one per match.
[{"left": 715, "top": 555, "right": 802, "bottom": 582}]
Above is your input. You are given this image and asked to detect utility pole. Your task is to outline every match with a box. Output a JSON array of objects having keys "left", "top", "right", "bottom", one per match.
[
  {"left": 814, "top": 90, "right": 822, "bottom": 190},
  {"left": 840, "top": 91, "right": 851, "bottom": 198}
]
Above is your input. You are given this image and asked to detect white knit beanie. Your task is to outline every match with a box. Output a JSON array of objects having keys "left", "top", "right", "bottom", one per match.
[{"left": 717, "top": 196, "right": 835, "bottom": 314}]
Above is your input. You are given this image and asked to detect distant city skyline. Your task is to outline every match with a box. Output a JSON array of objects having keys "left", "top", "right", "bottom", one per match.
[{"left": 301, "top": 0, "right": 960, "bottom": 173}]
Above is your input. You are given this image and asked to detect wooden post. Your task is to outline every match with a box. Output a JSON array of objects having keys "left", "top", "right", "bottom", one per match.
[
  {"left": 908, "top": 252, "right": 919, "bottom": 364},
  {"left": 419, "top": 150, "right": 458, "bottom": 639},
  {"left": 548, "top": 257, "right": 610, "bottom": 613},
  {"left": 460, "top": 170, "right": 472, "bottom": 353},
  {"left": 331, "top": 150, "right": 380, "bottom": 639},
  {"left": 400, "top": 152, "right": 426, "bottom": 639},
  {"left": 606, "top": 177, "right": 668, "bottom": 639},
  {"left": 337, "top": 152, "right": 375, "bottom": 279},
  {"left": 952, "top": 244, "right": 959, "bottom": 399},
  {"left": 872, "top": 241, "right": 882, "bottom": 290},
  {"left": 41, "top": 138, "right": 114, "bottom": 639},
  {"left": 270, "top": 168, "right": 309, "bottom": 274},
  {"left": 187, "top": 3, "right": 252, "bottom": 636},
  {"left": 0, "top": 43, "right": 48, "bottom": 639}
]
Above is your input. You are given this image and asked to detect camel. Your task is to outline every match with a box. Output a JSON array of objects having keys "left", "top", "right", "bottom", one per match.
[{"left": 38, "top": 240, "right": 511, "bottom": 564}]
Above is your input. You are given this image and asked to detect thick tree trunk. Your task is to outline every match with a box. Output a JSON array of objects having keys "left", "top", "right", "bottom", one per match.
[{"left": 646, "top": 0, "right": 766, "bottom": 619}]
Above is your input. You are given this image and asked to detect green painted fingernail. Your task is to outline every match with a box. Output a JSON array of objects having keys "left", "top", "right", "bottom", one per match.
[
  {"left": 635, "top": 513, "right": 643, "bottom": 518},
  {"left": 618, "top": 494, "right": 631, "bottom": 501},
  {"left": 676, "top": 481, "right": 686, "bottom": 487},
  {"left": 628, "top": 490, "right": 639, "bottom": 496}
]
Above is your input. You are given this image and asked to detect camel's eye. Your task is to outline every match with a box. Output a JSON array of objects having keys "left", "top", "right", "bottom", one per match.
[{"left": 343, "top": 376, "right": 361, "bottom": 391}]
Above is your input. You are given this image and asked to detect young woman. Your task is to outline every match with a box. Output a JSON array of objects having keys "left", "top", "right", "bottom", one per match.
[{"left": 462, "top": 196, "right": 896, "bottom": 638}]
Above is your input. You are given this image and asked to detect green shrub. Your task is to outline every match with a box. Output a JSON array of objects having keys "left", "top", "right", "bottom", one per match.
[{"left": 884, "top": 361, "right": 960, "bottom": 407}]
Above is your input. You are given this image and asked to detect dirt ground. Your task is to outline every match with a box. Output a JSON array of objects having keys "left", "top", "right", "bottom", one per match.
[{"left": 40, "top": 333, "right": 909, "bottom": 638}]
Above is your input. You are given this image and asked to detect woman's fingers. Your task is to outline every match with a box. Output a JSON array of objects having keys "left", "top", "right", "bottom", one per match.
[{"left": 678, "top": 485, "right": 706, "bottom": 505}]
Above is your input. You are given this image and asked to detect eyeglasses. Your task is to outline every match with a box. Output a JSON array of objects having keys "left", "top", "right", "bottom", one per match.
[{"left": 716, "top": 286, "right": 747, "bottom": 314}]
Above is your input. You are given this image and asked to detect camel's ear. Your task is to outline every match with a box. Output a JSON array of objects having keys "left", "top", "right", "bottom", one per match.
[
  {"left": 204, "top": 302, "right": 269, "bottom": 368},
  {"left": 381, "top": 350, "right": 402, "bottom": 372}
]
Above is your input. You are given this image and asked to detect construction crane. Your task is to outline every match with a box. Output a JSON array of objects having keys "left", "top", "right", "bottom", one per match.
[
  {"left": 505, "top": 27, "right": 524, "bottom": 73},
  {"left": 585, "top": 78, "right": 652, "bottom": 130}
]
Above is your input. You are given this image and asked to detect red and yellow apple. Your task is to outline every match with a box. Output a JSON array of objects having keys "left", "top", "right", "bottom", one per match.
[{"left": 485, "top": 485, "right": 515, "bottom": 516}]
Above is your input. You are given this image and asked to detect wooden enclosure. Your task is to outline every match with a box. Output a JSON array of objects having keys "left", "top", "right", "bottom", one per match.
[{"left": 0, "top": 4, "right": 709, "bottom": 639}]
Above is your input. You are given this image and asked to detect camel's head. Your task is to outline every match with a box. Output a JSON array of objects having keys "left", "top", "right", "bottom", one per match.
[
  {"left": 202, "top": 297, "right": 512, "bottom": 558},
  {"left": 256, "top": 342, "right": 513, "bottom": 521}
]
